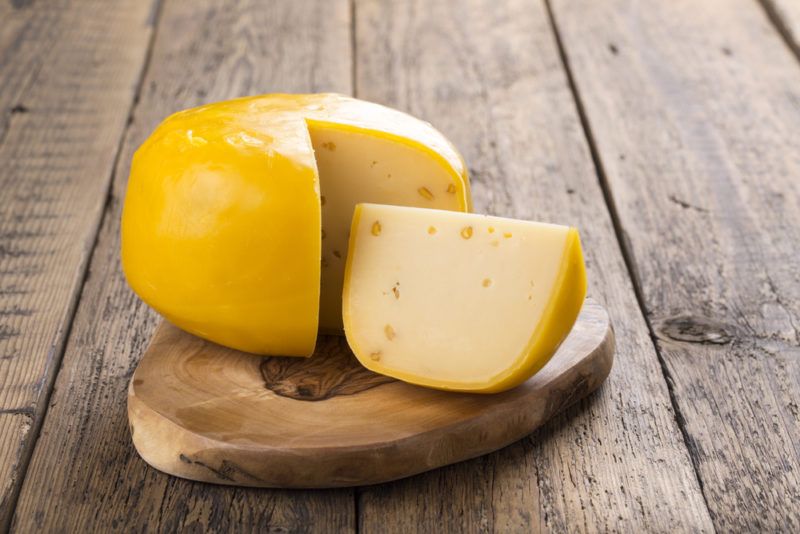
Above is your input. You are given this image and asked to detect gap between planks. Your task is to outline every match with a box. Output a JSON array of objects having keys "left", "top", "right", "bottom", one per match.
[
  {"left": 541, "top": 0, "right": 715, "bottom": 522},
  {"left": 758, "top": 0, "right": 800, "bottom": 62},
  {"left": 2, "top": 0, "right": 167, "bottom": 530},
  {"left": 352, "top": 0, "right": 712, "bottom": 530},
  {"left": 545, "top": 0, "right": 800, "bottom": 529},
  {"left": 349, "top": 2, "right": 363, "bottom": 532},
  {"left": 11, "top": 0, "right": 357, "bottom": 531}
]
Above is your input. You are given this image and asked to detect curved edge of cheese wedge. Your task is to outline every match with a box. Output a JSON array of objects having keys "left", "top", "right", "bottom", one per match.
[
  {"left": 342, "top": 204, "right": 587, "bottom": 393},
  {"left": 484, "top": 227, "right": 586, "bottom": 392},
  {"left": 121, "top": 94, "right": 470, "bottom": 356}
]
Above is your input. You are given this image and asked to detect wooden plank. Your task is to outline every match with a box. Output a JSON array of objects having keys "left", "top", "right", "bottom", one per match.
[
  {"left": 0, "top": 0, "right": 73, "bottom": 139},
  {"left": 760, "top": 0, "right": 800, "bottom": 58},
  {"left": 549, "top": 0, "right": 800, "bottom": 530},
  {"left": 0, "top": 0, "right": 159, "bottom": 528},
  {"left": 11, "top": 0, "right": 355, "bottom": 531},
  {"left": 354, "top": 0, "right": 713, "bottom": 531}
]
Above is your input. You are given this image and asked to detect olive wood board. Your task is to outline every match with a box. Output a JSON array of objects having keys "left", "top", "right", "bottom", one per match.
[{"left": 127, "top": 298, "right": 614, "bottom": 488}]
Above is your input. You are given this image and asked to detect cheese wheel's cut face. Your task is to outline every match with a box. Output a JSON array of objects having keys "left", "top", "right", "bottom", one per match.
[
  {"left": 342, "top": 204, "right": 586, "bottom": 392},
  {"left": 309, "top": 123, "right": 466, "bottom": 332},
  {"left": 121, "top": 94, "right": 470, "bottom": 356}
]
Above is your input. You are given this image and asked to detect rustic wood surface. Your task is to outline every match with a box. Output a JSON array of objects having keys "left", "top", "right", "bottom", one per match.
[
  {"left": 549, "top": 0, "right": 800, "bottom": 530},
  {"left": 10, "top": 0, "right": 355, "bottom": 532},
  {"left": 130, "top": 300, "right": 613, "bottom": 488},
  {"left": 0, "top": 0, "right": 158, "bottom": 528},
  {"left": 355, "top": 0, "right": 713, "bottom": 531},
  {"left": 0, "top": 0, "right": 797, "bottom": 531}
]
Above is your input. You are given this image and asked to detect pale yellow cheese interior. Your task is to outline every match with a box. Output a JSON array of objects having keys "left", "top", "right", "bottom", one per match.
[
  {"left": 343, "top": 204, "right": 582, "bottom": 391},
  {"left": 309, "top": 123, "right": 466, "bottom": 332}
]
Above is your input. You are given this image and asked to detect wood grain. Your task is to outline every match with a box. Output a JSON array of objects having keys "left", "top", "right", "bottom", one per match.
[
  {"left": 0, "top": 0, "right": 158, "bottom": 528},
  {"left": 259, "top": 336, "right": 395, "bottom": 401},
  {"left": 761, "top": 0, "right": 800, "bottom": 58},
  {"left": 549, "top": 0, "right": 800, "bottom": 529},
  {"left": 129, "top": 300, "right": 613, "bottom": 488},
  {"left": 354, "top": 0, "right": 713, "bottom": 531},
  {"left": 11, "top": 0, "right": 355, "bottom": 531}
]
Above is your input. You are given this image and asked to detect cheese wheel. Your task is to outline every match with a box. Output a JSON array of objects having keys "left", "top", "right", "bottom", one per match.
[
  {"left": 342, "top": 204, "right": 586, "bottom": 392},
  {"left": 121, "top": 94, "right": 470, "bottom": 356}
]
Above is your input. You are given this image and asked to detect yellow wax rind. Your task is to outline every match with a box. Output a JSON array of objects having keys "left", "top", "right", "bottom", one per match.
[
  {"left": 122, "top": 122, "right": 321, "bottom": 357},
  {"left": 476, "top": 228, "right": 587, "bottom": 393}
]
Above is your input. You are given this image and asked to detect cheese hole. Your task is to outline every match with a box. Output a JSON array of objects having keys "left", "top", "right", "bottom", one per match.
[
  {"left": 428, "top": 226, "right": 437, "bottom": 235},
  {"left": 482, "top": 278, "right": 493, "bottom": 288},
  {"left": 418, "top": 187, "right": 434, "bottom": 200},
  {"left": 384, "top": 324, "right": 396, "bottom": 340},
  {"left": 460, "top": 226, "right": 473, "bottom": 239},
  {"left": 371, "top": 221, "right": 382, "bottom": 236}
]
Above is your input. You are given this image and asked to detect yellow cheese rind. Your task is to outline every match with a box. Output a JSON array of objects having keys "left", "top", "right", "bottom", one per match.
[
  {"left": 342, "top": 204, "right": 587, "bottom": 393},
  {"left": 122, "top": 94, "right": 470, "bottom": 356},
  {"left": 122, "top": 120, "right": 321, "bottom": 356},
  {"left": 477, "top": 227, "right": 586, "bottom": 392}
]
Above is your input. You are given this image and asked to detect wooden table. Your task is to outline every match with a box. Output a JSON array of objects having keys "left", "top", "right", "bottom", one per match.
[{"left": 1, "top": 0, "right": 798, "bottom": 531}]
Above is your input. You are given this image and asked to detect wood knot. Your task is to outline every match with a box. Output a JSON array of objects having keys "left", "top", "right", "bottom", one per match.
[
  {"left": 260, "top": 336, "right": 394, "bottom": 401},
  {"left": 655, "top": 315, "right": 735, "bottom": 345}
]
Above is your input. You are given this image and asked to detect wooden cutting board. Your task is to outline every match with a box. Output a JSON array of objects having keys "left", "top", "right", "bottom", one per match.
[{"left": 128, "top": 298, "right": 614, "bottom": 488}]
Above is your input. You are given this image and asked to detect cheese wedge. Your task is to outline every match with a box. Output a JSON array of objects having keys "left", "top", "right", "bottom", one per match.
[
  {"left": 121, "top": 94, "right": 470, "bottom": 356},
  {"left": 342, "top": 204, "right": 586, "bottom": 392}
]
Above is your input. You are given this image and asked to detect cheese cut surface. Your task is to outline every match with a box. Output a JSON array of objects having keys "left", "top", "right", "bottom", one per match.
[
  {"left": 310, "top": 123, "right": 467, "bottom": 332},
  {"left": 122, "top": 94, "right": 470, "bottom": 356},
  {"left": 342, "top": 204, "right": 587, "bottom": 392}
]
